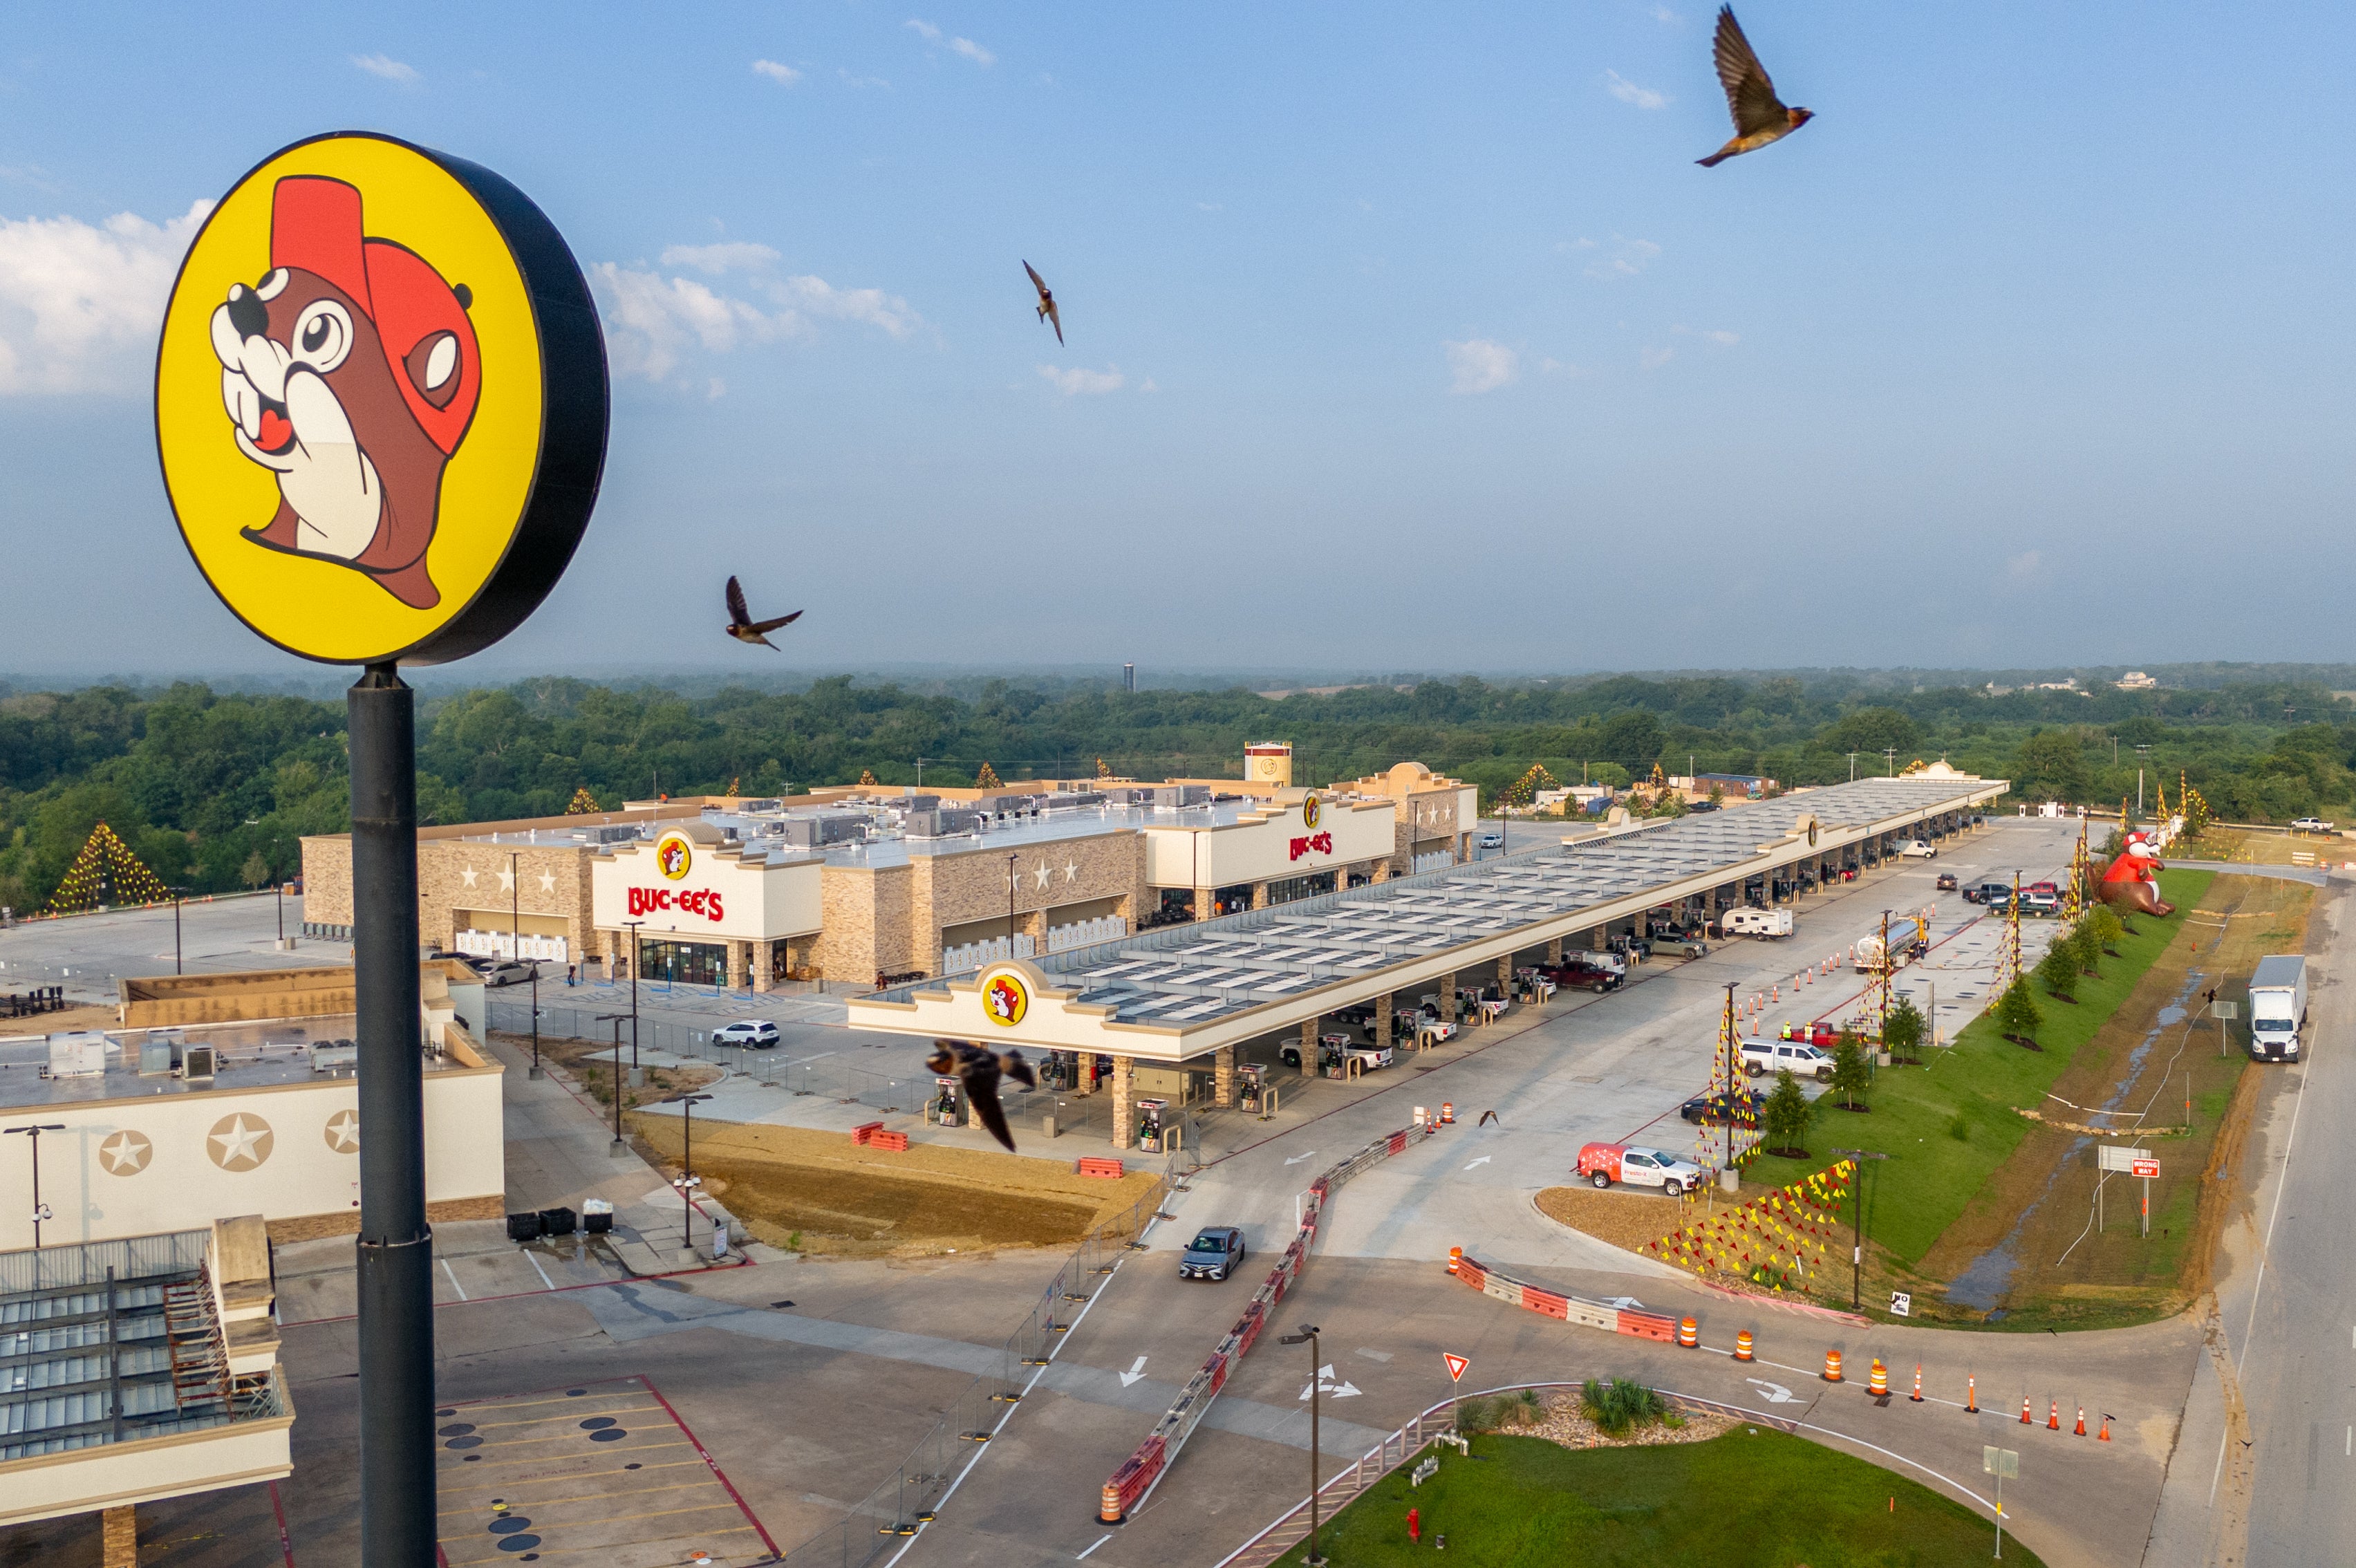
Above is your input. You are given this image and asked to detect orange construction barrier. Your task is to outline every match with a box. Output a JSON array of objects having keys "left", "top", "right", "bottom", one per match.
[
  {"left": 2075, "top": 1406, "right": 2087, "bottom": 1437},
  {"left": 1440, "top": 1102, "right": 1455, "bottom": 1124},
  {"left": 1076, "top": 1157, "right": 1125, "bottom": 1178},
  {"left": 1911, "top": 1364, "right": 1924, "bottom": 1403},
  {"left": 2097, "top": 1413, "right": 2112, "bottom": 1442},
  {"left": 2020, "top": 1394, "right": 2033, "bottom": 1424},
  {"left": 2048, "top": 1399, "right": 2062, "bottom": 1432},
  {"left": 1823, "top": 1350, "right": 1844, "bottom": 1383},
  {"left": 1448, "top": 1246, "right": 1464, "bottom": 1276},
  {"left": 1966, "top": 1375, "right": 1977, "bottom": 1413},
  {"left": 1733, "top": 1329, "right": 1755, "bottom": 1362},
  {"left": 1678, "top": 1316, "right": 1699, "bottom": 1349},
  {"left": 1868, "top": 1359, "right": 1889, "bottom": 1397}
]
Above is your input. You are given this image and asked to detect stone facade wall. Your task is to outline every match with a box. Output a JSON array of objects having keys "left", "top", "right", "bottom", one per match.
[
  {"left": 301, "top": 833, "right": 598, "bottom": 960},
  {"left": 297, "top": 835, "right": 353, "bottom": 925},
  {"left": 817, "top": 862, "right": 915, "bottom": 984},
  {"left": 914, "top": 832, "right": 1143, "bottom": 974}
]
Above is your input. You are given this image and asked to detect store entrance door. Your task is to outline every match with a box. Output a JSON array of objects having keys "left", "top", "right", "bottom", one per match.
[{"left": 641, "top": 940, "right": 727, "bottom": 987}]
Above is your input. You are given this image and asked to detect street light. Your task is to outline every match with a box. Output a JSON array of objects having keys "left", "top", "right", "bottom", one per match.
[
  {"left": 1006, "top": 853, "right": 1021, "bottom": 956},
  {"left": 167, "top": 887, "right": 187, "bottom": 975},
  {"left": 666, "top": 1092, "right": 714, "bottom": 1256},
  {"left": 1883, "top": 748, "right": 1898, "bottom": 777},
  {"left": 595, "top": 1013, "right": 630, "bottom": 1157},
  {"left": 1831, "top": 1146, "right": 1891, "bottom": 1310},
  {"left": 1278, "top": 1323, "right": 1327, "bottom": 1567},
  {"left": 5, "top": 1124, "right": 67, "bottom": 1248},
  {"left": 622, "top": 919, "right": 644, "bottom": 1076}
]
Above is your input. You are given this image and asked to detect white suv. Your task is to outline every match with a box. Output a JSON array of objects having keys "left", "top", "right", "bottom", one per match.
[
  {"left": 1740, "top": 1038, "right": 1835, "bottom": 1082},
  {"left": 712, "top": 1020, "right": 780, "bottom": 1049}
]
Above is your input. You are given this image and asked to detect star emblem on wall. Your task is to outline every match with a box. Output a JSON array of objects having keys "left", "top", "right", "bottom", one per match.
[
  {"left": 98, "top": 1129, "right": 152, "bottom": 1176},
  {"left": 1064, "top": 861, "right": 1078, "bottom": 883},
  {"left": 1034, "top": 864, "right": 1052, "bottom": 889},
  {"left": 460, "top": 866, "right": 478, "bottom": 888},
  {"left": 538, "top": 870, "right": 557, "bottom": 893},
  {"left": 324, "top": 1109, "right": 361, "bottom": 1154},
  {"left": 498, "top": 868, "right": 516, "bottom": 893},
  {"left": 206, "top": 1112, "right": 275, "bottom": 1173}
]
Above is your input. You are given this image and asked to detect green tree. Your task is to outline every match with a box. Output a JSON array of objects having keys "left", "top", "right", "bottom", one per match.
[
  {"left": 1761, "top": 1068, "right": 1813, "bottom": 1156},
  {"left": 2066, "top": 921, "right": 2104, "bottom": 976},
  {"left": 2035, "top": 938, "right": 2079, "bottom": 1000},
  {"left": 1818, "top": 707, "right": 1920, "bottom": 758},
  {"left": 2014, "top": 729, "right": 2093, "bottom": 803},
  {"left": 1995, "top": 978, "right": 2045, "bottom": 1045},
  {"left": 239, "top": 849, "right": 271, "bottom": 888},
  {"left": 2087, "top": 905, "right": 2124, "bottom": 951},
  {"left": 1829, "top": 1029, "right": 1871, "bottom": 1110},
  {"left": 1882, "top": 995, "right": 1925, "bottom": 1056}
]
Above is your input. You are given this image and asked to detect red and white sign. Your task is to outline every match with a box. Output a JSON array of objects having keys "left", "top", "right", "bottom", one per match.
[
  {"left": 1443, "top": 1353, "right": 1469, "bottom": 1383},
  {"left": 2131, "top": 1158, "right": 2160, "bottom": 1179},
  {"left": 625, "top": 884, "right": 725, "bottom": 921},
  {"left": 1287, "top": 831, "right": 1334, "bottom": 862}
]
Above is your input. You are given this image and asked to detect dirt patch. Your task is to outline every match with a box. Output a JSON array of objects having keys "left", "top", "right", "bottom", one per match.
[
  {"left": 489, "top": 1028, "right": 721, "bottom": 1112},
  {"left": 1908, "top": 872, "right": 2311, "bottom": 1327},
  {"left": 1533, "top": 1186, "right": 1693, "bottom": 1256},
  {"left": 626, "top": 1114, "right": 1163, "bottom": 1258}
]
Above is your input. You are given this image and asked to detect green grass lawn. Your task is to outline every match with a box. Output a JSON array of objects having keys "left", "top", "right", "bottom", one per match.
[
  {"left": 1269, "top": 1428, "right": 2034, "bottom": 1567},
  {"left": 1740, "top": 870, "right": 2214, "bottom": 1266}
]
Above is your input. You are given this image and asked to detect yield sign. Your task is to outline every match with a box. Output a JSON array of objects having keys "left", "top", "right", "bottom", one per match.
[{"left": 1443, "top": 1354, "right": 1470, "bottom": 1383}]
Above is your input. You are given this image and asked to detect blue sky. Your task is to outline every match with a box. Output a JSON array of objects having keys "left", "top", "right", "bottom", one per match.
[{"left": 3, "top": 3, "right": 2352, "bottom": 677}]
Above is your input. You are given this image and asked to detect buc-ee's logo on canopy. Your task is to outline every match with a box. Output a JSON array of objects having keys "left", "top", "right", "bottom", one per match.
[
  {"left": 626, "top": 834, "right": 720, "bottom": 920},
  {"left": 983, "top": 970, "right": 1029, "bottom": 1027},
  {"left": 156, "top": 133, "right": 608, "bottom": 666}
]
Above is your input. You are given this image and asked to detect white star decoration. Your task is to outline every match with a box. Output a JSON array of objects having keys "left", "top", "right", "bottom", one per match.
[
  {"left": 324, "top": 1110, "right": 360, "bottom": 1154},
  {"left": 498, "top": 868, "right": 515, "bottom": 893},
  {"left": 538, "top": 870, "right": 557, "bottom": 893},
  {"left": 99, "top": 1130, "right": 151, "bottom": 1175},
  {"left": 208, "top": 1114, "right": 272, "bottom": 1170},
  {"left": 1064, "top": 861, "right": 1078, "bottom": 883},
  {"left": 460, "top": 866, "right": 478, "bottom": 888},
  {"left": 1034, "top": 864, "right": 1051, "bottom": 889}
]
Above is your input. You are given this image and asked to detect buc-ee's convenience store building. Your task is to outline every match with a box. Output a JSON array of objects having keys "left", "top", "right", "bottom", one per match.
[{"left": 300, "top": 750, "right": 1481, "bottom": 991}]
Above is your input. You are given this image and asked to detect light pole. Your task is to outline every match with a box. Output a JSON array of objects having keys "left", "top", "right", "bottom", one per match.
[
  {"left": 668, "top": 1092, "right": 713, "bottom": 1254},
  {"left": 595, "top": 1013, "right": 630, "bottom": 1157},
  {"left": 1883, "top": 748, "right": 1897, "bottom": 778},
  {"left": 274, "top": 879, "right": 286, "bottom": 948},
  {"left": 1849, "top": 752, "right": 1857, "bottom": 783},
  {"left": 1831, "top": 1147, "right": 1891, "bottom": 1310},
  {"left": 2134, "top": 745, "right": 2150, "bottom": 815},
  {"left": 1278, "top": 1323, "right": 1326, "bottom": 1567},
  {"left": 1006, "top": 854, "right": 1021, "bottom": 956},
  {"left": 622, "top": 919, "right": 644, "bottom": 1077},
  {"left": 5, "top": 1123, "right": 66, "bottom": 1248},
  {"left": 168, "top": 888, "right": 186, "bottom": 974}
]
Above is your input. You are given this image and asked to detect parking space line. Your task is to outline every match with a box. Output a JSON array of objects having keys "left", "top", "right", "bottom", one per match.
[
  {"left": 521, "top": 1249, "right": 555, "bottom": 1291},
  {"left": 442, "top": 1525, "right": 758, "bottom": 1566},
  {"left": 438, "top": 1459, "right": 707, "bottom": 1500},
  {"left": 436, "top": 1479, "right": 725, "bottom": 1516},
  {"left": 440, "top": 1258, "right": 467, "bottom": 1300}
]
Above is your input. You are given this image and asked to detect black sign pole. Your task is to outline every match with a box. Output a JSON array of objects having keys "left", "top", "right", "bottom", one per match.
[{"left": 350, "top": 662, "right": 435, "bottom": 1563}]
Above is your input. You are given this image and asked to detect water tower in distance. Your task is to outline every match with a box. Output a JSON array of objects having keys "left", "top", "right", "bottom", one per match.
[{"left": 1244, "top": 743, "right": 1293, "bottom": 788}]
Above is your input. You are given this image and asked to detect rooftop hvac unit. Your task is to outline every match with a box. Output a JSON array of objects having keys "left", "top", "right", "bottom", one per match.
[
  {"left": 46, "top": 1032, "right": 107, "bottom": 1079},
  {"left": 777, "top": 813, "right": 868, "bottom": 848},
  {"left": 579, "top": 824, "right": 641, "bottom": 844},
  {"left": 904, "top": 808, "right": 982, "bottom": 839},
  {"left": 183, "top": 1045, "right": 218, "bottom": 1082}
]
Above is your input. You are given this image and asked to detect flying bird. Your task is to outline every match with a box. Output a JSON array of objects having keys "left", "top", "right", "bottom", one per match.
[
  {"left": 1477, "top": 1110, "right": 1501, "bottom": 1128},
  {"left": 724, "top": 575, "right": 802, "bottom": 649},
  {"left": 927, "top": 1038, "right": 1037, "bottom": 1152},
  {"left": 1023, "top": 261, "right": 1063, "bottom": 345},
  {"left": 1696, "top": 6, "right": 1813, "bottom": 168}
]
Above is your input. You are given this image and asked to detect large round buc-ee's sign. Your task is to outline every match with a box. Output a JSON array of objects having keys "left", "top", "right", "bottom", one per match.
[{"left": 156, "top": 132, "right": 608, "bottom": 664}]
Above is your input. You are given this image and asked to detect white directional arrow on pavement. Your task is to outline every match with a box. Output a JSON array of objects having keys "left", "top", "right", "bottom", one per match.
[
  {"left": 1463, "top": 1156, "right": 1492, "bottom": 1170},
  {"left": 1300, "top": 1364, "right": 1364, "bottom": 1399},
  {"left": 1284, "top": 1150, "right": 1317, "bottom": 1166},
  {"left": 1745, "top": 1377, "right": 1798, "bottom": 1405},
  {"left": 1119, "top": 1356, "right": 1148, "bottom": 1388}
]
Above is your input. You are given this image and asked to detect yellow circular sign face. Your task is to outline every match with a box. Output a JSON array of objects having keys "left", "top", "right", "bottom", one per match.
[
  {"left": 655, "top": 834, "right": 693, "bottom": 881},
  {"left": 982, "top": 970, "right": 1030, "bottom": 1027},
  {"left": 1302, "top": 794, "right": 1321, "bottom": 830},
  {"left": 156, "top": 133, "right": 606, "bottom": 665}
]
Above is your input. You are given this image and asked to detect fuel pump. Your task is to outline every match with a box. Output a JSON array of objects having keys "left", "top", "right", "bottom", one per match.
[
  {"left": 1136, "top": 1097, "right": 1168, "bottom": 1152},
  {"left": 932, "top": 1075, "right": 962, "bottom": 1128},
  {"left": 1239, "top": 1062, "right": 1266, "bottom": 1114}
]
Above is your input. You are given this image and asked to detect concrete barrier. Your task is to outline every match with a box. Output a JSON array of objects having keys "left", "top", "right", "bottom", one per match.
[{"left": 1446, "top": 1250, "right": 1679, "bottom": 1342}]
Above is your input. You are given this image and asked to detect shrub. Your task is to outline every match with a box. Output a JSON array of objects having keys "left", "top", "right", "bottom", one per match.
[
  {"left": 2035, "top": 940, "right": 2079, "bottom": 1000},
  {"left": 1454, "top": 1396, "right": 1497, "bottom": 1435},
  {"left": 1829, "top": 1031, "right": 1871, "bottom": 1110},
  {"left": 2088, "top": 906, "right": 2124, "bottom": 952},
  {"left": 1882, "top": 995, "right": 1925, "bottom": 1056},
  {"left": 1580, "top": 1379, "right": 1679, "bottom": 1435},
  {"left": 1762, "top": 1068, "right": 1813, "bottom": 1156},
  {"left": 1947, "top": 1112, "right": 1970, "bottom": 1141},
  {"left": 1995, "top": 978, "right": 2045, "bottom": 1046}
]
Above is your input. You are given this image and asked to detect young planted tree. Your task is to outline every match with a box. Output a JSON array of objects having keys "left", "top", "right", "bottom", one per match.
[
  {"left": 2066, "top": 922, "right": 2104, "bottom": 976},
  {"left": 1882, "top": 995, "right": 1926, "bottom": 1059},
  {"left": 2087, "top": 905, "right": 2124, "bottom": 955},
  {"left": 1829, "top": 1030, "right": 1871, "bottom": 1111},
  {"left": 1761, "top": 1068, "right": 1813, "bottom": 1157},
  {"left": 2035, "top": 939, "right": 2079, "bottom": 1002},
  {"left": 239, "top": 849, "right": 272, "bottom": 889},
  {"left": 1995, "top": 978, "right": 2045, "bottom": 1048}
]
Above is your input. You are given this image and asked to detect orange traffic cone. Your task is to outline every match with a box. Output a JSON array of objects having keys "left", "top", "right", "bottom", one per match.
[
  {"left": 2075, "top": 1406, "right": 2087, "bottom": 1437},
  {"left": 2048, "top": 1399, "right": 2061, "bottom": 1432},
  {"left": 1966, "top": 1375, "right": 1978, "bottom": 1414},
  {"left": 1734, "top": 1329, "right": 1755, "bottom": 1362},
  {"left": 1824, "top": 1350, "right": 1844, "bottom": 1383},
  {"left": 1678, "top": 1316, "right": 1699, "bottom": 1349},
  {"left": 2020, "top": 1394, "right": 2032, "bottom": 1425},
  {"left": 1911, "top": 1364, "right": 1924, "bottom": 1403},
  {"left": 1868, "top": 1359, "right": 1889, "bottom": 1397},
  {"left": 1448, "top": 1247, "right": 1462, "bottom": 1276},
  {"left": 2097, "top": 1413, "right": 2112, "bottom": 1442}
]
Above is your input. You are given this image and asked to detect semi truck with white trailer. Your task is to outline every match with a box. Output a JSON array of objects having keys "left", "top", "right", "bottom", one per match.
[{"left": 2247, "top": 954, "right": 2308, "bottom": 1061}]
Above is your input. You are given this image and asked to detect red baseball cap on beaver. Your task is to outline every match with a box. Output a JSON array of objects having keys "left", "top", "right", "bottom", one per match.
[{"left": 269, "top": 175, "right": 481, "bottom": 456}]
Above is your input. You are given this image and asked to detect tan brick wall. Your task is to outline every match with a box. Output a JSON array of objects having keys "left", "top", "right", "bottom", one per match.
[
  {"left": 301, "top": 833, "right": 597, "bottom": 960},
  {"left": 914, "top": 831, "right": 1143, "bottom": 973},
  {"left": 298, "top": 835, "right": 352, "bottom": 924},
  {"left": 819, "top": 862, "right": 915, "bottom": 983}
]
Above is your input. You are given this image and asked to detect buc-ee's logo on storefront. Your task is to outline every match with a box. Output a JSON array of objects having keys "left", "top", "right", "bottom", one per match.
[
  {"left": 156, "top": 132, "right": 607, "bottom": 666},
  {"left": 1288, "top": 794, "right": 1332, "bottom": 862},
  {"left": 983, "top": 970, "right": 1029, "bottom": 1027},
  {"left": 626, "top": 834, "right": 722, "bottom": 920}
]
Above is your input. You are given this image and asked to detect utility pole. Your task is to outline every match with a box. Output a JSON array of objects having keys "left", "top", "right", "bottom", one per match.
[
  {"left": 5, "top": 1124, "right": 66, "bottom": 1248},
  {"left": 169, "top": 888, "right": 185, "bottom": 975},
  {"left": 1278, "top": 1323, "right": 1327, "bottom": 1567},
  {"left": 1831, "top": 1147, "right": 1891, "bottom": 1311},
  {"left": 596, "top": 1014, "right": 630, "bottom": 1156}
]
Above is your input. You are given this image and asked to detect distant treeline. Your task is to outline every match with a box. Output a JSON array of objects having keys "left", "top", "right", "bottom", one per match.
[{"left": 3, "top": 674, "right": 2352, "bottom": 911}]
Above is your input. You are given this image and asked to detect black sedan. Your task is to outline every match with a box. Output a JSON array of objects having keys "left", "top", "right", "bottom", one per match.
[
  {"left": 1935, "top": 871, "right": 1958, "bottom": 891},
  {"left": 1679, "top": 1090, "right": 1759, "bottom": 1126}
]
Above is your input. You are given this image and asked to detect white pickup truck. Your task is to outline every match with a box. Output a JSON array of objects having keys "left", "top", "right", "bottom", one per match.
[{"left": 1739, "top": 1037, "right": 1835, "bottom": 1082}]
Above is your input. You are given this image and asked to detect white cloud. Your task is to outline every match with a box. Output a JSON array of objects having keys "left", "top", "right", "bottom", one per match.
[
  {"left": 1700, "top": 328, "right": 1739, "bottom": 345},
  {"left": 1197, "top": 201, "right": 1224, "bottom": 212},
  {"left": 590, "top": 248, "right": 924, "bottom": 384},
  {"left": 350, "top": 53, "right": 420, "bottom": 85},
  {"left": 1579, "top": 235, "right": 1660, "bottom": 281},
  {"left": 907, "top": 19, "right": 995, "bottom": 66},
  {"left": 1640, "top": 346, "right": 1675, "bottom": 370},
  {"left": 1443, "top": 339, "right": 1518, "bottom": 395},
  {"left": 1038, "top": 364, "right": 1124, "bottom": 395},
  {"left": 751, "top": 59, "right": 803, "bottom": 86},
  {"left": 839, "top": 68, "right": 891, "bottom": 89},
  {"left": 660, "top": 241, "right": 783, "bottom": 274},
  {"left": 1605, "top": 70, "right": 1668, "bottom": 109},
  {"left": 0, "top": 201, "right": 211, "bottom": 395}
]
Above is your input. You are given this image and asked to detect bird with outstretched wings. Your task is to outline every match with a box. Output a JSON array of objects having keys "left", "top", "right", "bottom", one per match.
[
  {"left": 724, "top": 575, "right": 803, "bottom": 650},
  {"left": 1023, "top": 261, "right": 1063, "bottom": 345},
  {"left": 927, "top": 1038, "right": 1037, "bottom": 1152},
  {"left": 1696, "top": 6, "right": 1813, "bottom": 167}
]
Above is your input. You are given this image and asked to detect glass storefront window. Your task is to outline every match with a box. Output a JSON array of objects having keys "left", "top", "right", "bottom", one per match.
[{"left": 639, "top": 940, "right": 727, "bottom": 987}]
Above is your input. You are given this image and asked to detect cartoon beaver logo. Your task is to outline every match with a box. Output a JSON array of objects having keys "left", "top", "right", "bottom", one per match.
[
  {"left": 655, "top": 835, "right": 692, "bottom": 880},
  {"left": 983, "top": 972, "right": 1029, "bottom": 1027},
  {"left": 207, "top": 176, "right": 480, "bottom": 610}
]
